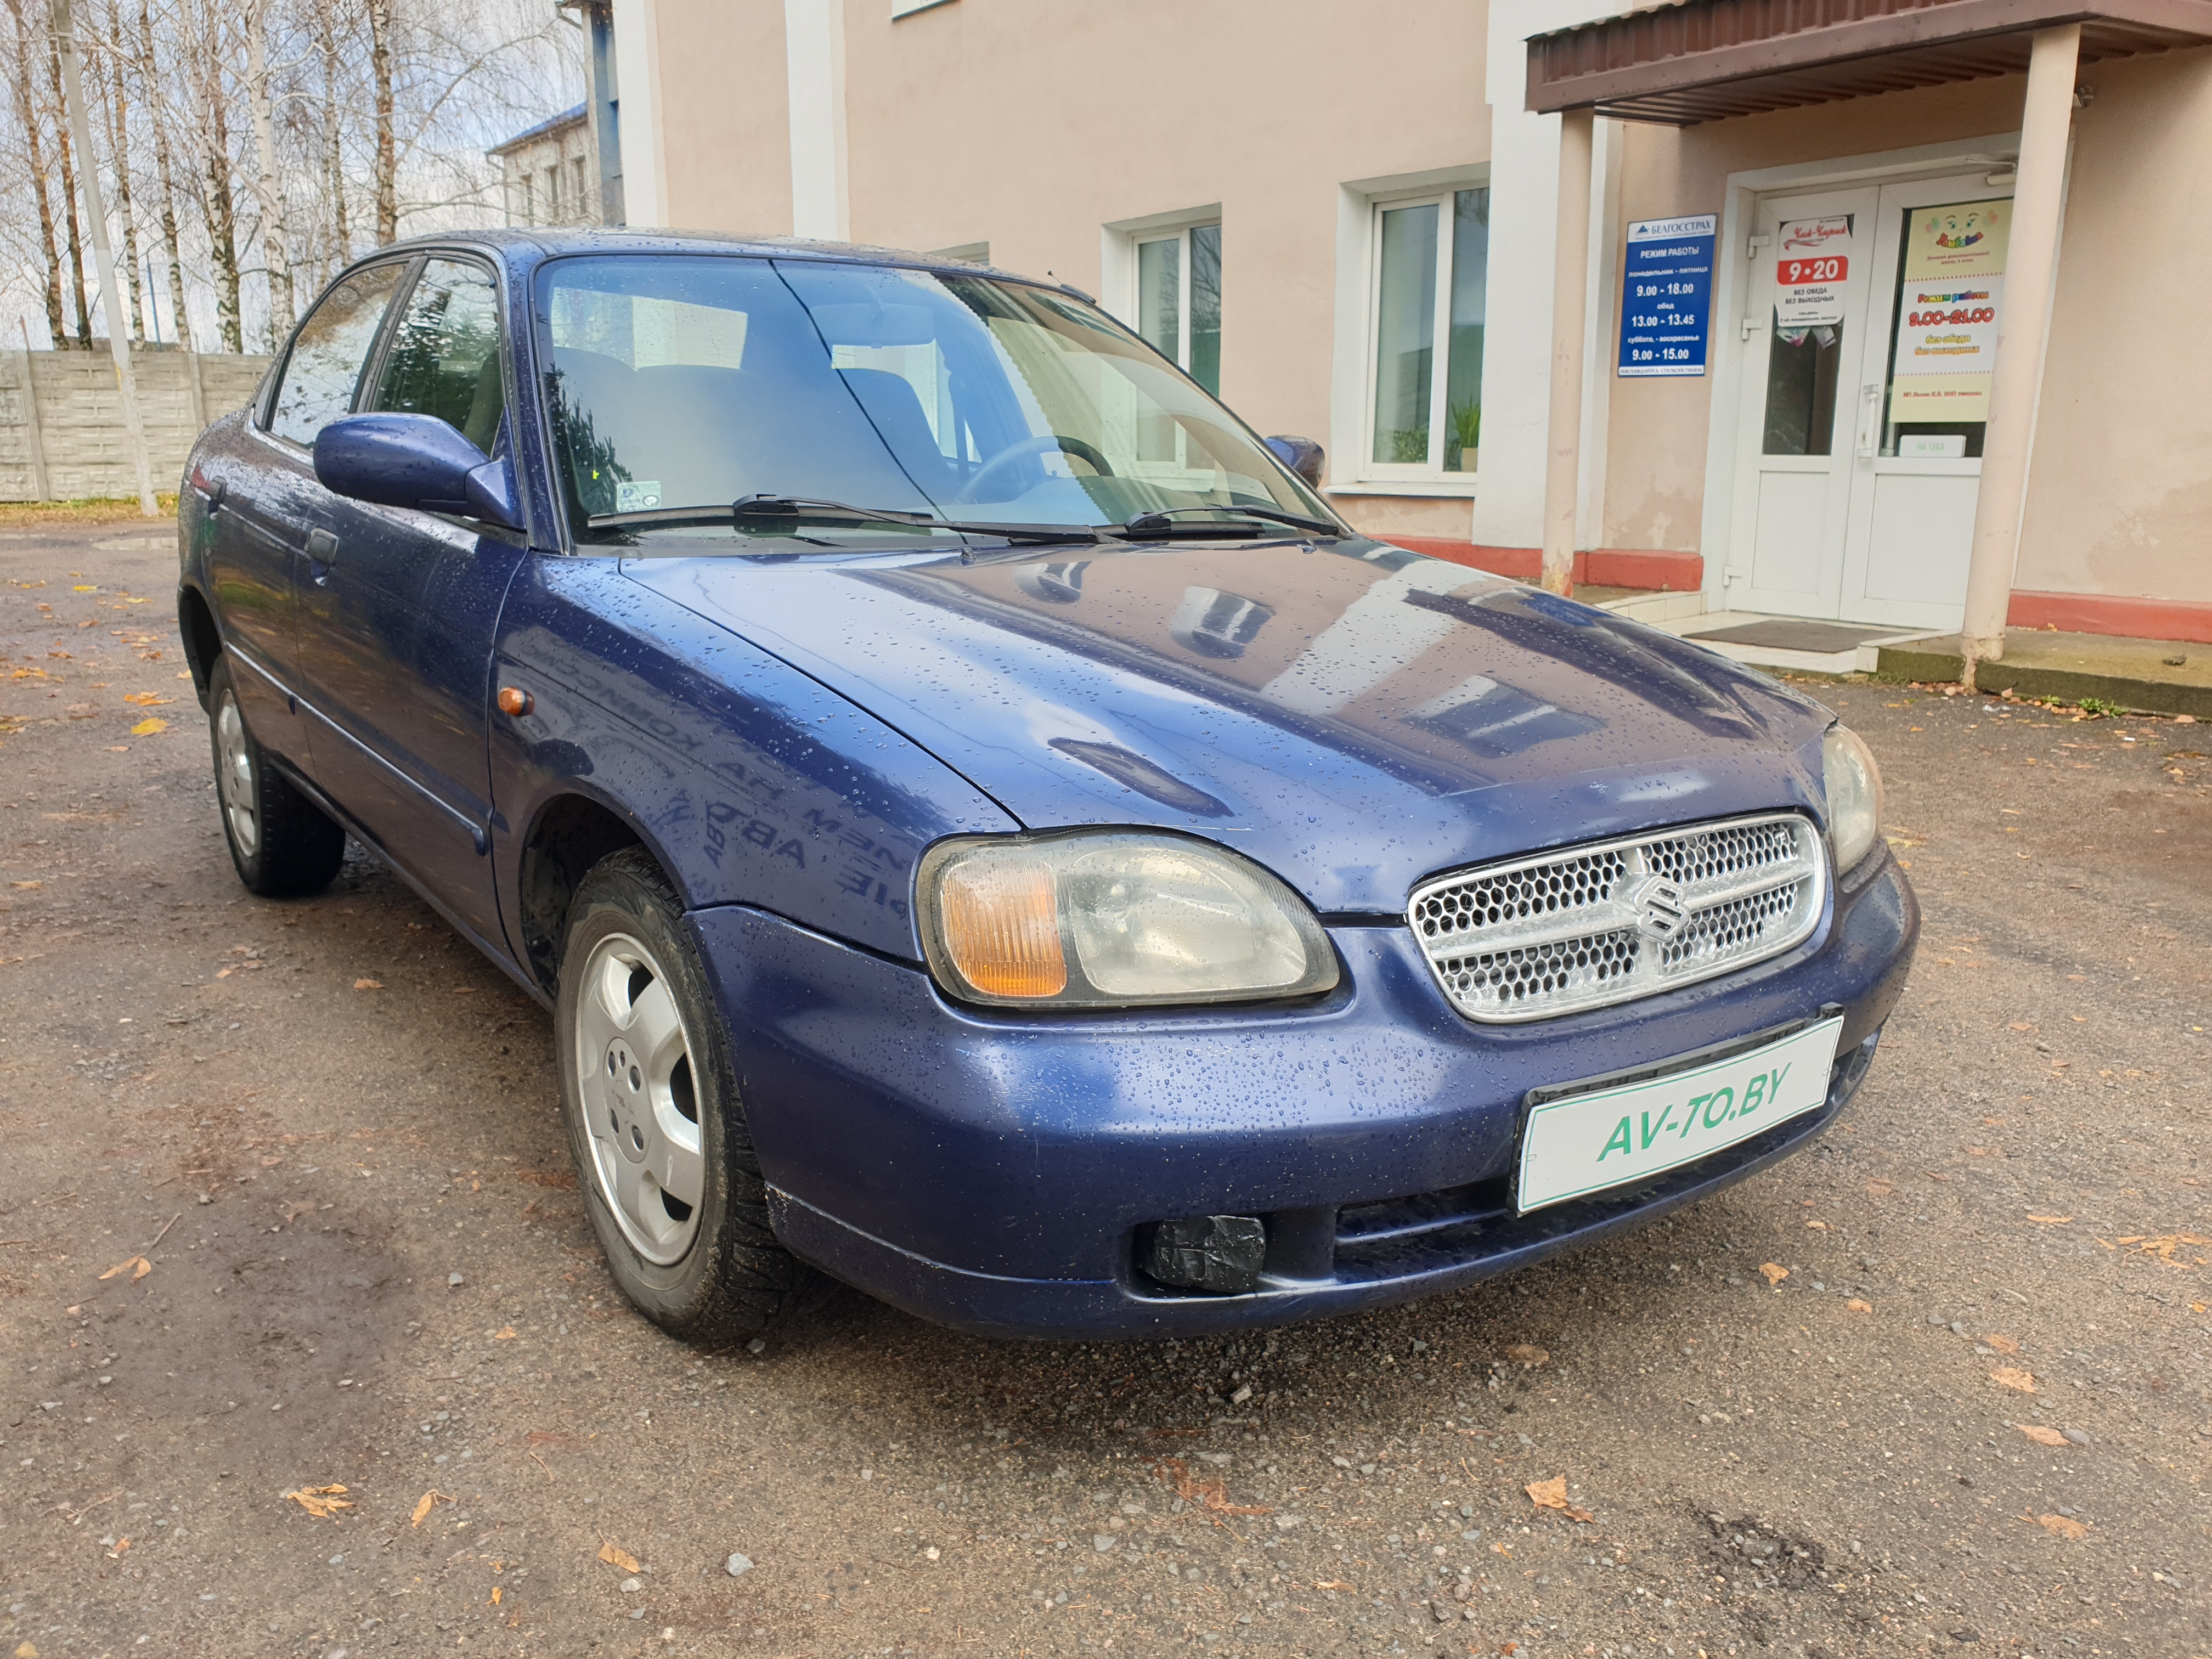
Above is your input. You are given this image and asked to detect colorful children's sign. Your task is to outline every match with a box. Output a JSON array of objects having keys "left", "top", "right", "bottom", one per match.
[{"left": 1889, "top": 199, "right": 2009, "bottom": 427}]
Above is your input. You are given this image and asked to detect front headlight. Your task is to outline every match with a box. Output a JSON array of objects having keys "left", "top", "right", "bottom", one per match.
[
  {"left": 1821, "top": 724, "right": 1884, "bottom": 872},
  {"left": 916, "top": 831, "right": 1340, "bottom": 1008}
]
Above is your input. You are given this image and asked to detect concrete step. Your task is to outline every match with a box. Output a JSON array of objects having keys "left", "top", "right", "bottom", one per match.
[{"left": 1875, "top": 630, "right": 2211, "bottom": 718}]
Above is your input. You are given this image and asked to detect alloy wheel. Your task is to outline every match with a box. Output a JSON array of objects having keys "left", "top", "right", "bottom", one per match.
[
  {"left": 573, "top": 931, "right": 706, "bottom": 1265},
  {"left": 215, "top": 691, "right": 259, "bottom": 858}
]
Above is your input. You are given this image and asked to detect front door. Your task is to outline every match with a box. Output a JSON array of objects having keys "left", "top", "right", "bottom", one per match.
[
  {"left": 1728, "top": 172, "right": 2015, "bottom": 629},
  {"left": 291, "top": 255, "right": 526, "bottom": 953}
]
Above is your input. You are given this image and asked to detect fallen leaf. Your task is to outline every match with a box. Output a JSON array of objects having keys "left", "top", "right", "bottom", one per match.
[
  {"left": 2124, "top": 1233, "right": 2212, "bottom": 1268},
  {"left": 1804, "top": 1219, "right": 1827, "bottom": 1229},
  {"left": 1314, "top": 1578, "right": 1355, "bottom": 1591},
  {"left": 1504, "top": 1344, "right": 1550, "bottom": 1367},
  {"left": 128, "top": 717, "right": 167, "bottom": 735},
  {"left": 1846, "top": 1298, "right": 1872, "bottom": 1313},
  {"left": 1525, "top": 1476, "right": 1593, "bottom": 1523},
  {"left": 597, "top": 1541, "right": 642, "bottom": 1573},
  {"left": 2034, "top": 1513, "right": 2088, "bottom": 1540},
  {"left": 2016, "top": 1424, "right": 2068, "bottom": 1447},
  {"left": 2027, "top": 1215, "right": 2072, "bottom": 1224},
  {"left": 122, "top": 692, "right": 171, "bottom": 706},
  {"left": 494, "top": 1326, "right": 517, "bottom": 1339},
  {"left": 1489, "top": 1541, "right": 1513, "bottom": 1556},
  {"left": 411, "top": 1489, "right": 455, "bottom": 1527},
  {"left": 284, "top": 1483, "right": 354, "bottom": 1519},
  {"left": 1154, "top": 1457, "right": 1271, "bottom": 1515},
  {"left": 18, "top": 1640, "right": 39, "bottom": 1657},
  {"left": 1759, "top": 1262, "right": 1788, "bottom": 1286},
  {"left": 489, "top": 1587, "right": 502, "bottom": 1606},
  {"left": 97, "top": 1255, "right": 151, "bottom": 1282},
  {"left": 1986, "top": 1334, "right": 2021, "bottom": 1355},
  {"left": 353, "top": 978, "right": 383, "bottom": 990},
  {"left": 10, "top": 880, "right": 42, "bottom": 889},
  {"left": 1989, "top": 1367, "right": 2037, "bottom": 1393},
  {"left": 2006, "top": 1022, "right": 2034, "bottom": 1031}
]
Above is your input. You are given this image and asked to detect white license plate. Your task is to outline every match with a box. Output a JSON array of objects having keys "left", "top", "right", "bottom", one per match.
[{"left": 1516, "top": 1017, "right": 1843, "bottom": 1213}]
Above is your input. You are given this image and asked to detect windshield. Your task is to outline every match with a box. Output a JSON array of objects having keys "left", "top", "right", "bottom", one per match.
[{"left": 535, "top": 255, "right": 1335, "bottom": 547}]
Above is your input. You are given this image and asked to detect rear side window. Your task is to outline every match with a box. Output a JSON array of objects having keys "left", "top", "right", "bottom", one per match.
[
  {"left": 370, "top": 258, "right": 506, "bottom": 454},
  {"left": 267, "top": 262, "right": 408, "bottom": 447}
]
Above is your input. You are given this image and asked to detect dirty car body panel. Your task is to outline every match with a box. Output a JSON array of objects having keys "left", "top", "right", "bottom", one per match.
[{"left": 178, "top": 229, "right": 1918, "bottom": 1340}]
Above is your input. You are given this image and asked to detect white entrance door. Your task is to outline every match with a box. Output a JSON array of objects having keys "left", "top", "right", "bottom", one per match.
[{"left": 1727, "top": 172, "right": 2015, "bottom": 629}]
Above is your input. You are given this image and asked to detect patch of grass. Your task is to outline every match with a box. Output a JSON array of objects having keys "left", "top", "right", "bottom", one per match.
[{"left": 0, "top": 493, "right": 179, "bottom": 528}]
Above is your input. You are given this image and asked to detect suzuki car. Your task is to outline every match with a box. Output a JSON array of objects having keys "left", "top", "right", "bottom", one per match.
[{"left": 176, "top": 230, "right": 1916, "bottom": 1342}]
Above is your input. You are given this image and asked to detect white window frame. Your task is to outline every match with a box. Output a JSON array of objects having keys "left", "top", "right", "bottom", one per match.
[
  {"left": 1128, "top": 221, "right": 1221, "bottom": 389},
  {"left": 1101, "top": 205, "right": 1223, "bottom": 383},
  {"left": 1357, "top": 179, "right": 1488, "bottom": 487}
]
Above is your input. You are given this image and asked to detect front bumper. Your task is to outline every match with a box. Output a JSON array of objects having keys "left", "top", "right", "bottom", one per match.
[{"left": 690, "top": 849, "right": 1917, "bottom": 1339}]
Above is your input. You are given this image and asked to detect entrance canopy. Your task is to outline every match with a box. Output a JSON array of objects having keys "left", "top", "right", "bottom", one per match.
[{"left": 1526, "top": 0, "right": 2212, "bottom": 123}]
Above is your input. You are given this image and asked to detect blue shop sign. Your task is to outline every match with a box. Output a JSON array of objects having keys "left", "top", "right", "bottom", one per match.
[{"left": 1618, "top": 214, "right": 1716, "bottom": 378}]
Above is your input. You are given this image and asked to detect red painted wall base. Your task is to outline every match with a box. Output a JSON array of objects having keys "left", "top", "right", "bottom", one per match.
[
  {"left": 2006, "top": 590, "right": 2212, "bottom": 646},
  {"left": 1381, "top": 538, "right": 1703, "bottom": 594}
]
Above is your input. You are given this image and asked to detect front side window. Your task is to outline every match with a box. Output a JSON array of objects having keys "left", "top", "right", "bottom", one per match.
[
  {"left": 1133, "top": 223, "right": 1221, "bottom": 397},
  {"left": 536, "top": 253, "right": 1329, "bottom": 548},
  {"left": 266, "top": 261, "right": 408, "bottom": 447},
  {"left": 1368, "top": 187, "right": 1487, "bottom": 475},
  {"left": 370, "top": 258, "right": 506, "bottom": 454}
]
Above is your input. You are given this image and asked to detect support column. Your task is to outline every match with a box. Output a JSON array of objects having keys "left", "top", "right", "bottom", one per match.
[
  {"left": 1541, "top": 107, "right": 1595, "bottom": 596},
  {"left": 1960, "top": 23, "right": 2079, "bottom": 687},
  {"left": 784, "top": 0, "right": 850, "bottom": 241}
]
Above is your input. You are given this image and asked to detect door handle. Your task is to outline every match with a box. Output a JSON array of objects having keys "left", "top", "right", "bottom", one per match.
[
  {"left": 1854, "top": 382, "right": 1883, "bottom": 460},
  {"left": 306, "top": 528, "right": 338, "bottom": 564}
]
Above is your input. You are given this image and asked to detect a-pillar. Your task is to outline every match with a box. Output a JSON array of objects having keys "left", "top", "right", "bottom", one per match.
[
  {"left": 1540, "top": 107, "right": 1596, "bottom": 595},
  {"left": 1959, "top": 24, "right": 2079, "bottom": 687}
]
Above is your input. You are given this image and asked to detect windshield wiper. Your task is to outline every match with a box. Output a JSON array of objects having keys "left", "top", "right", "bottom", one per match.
[
  {"left": 734, "top": 495, "right": 1104, "bottom": 545},
  {"left": 1121, "top": 504, "right": 1343, "bottom": 538},
  {"left": 583, "top": 495, "right": 1103, "bottom": 545}
]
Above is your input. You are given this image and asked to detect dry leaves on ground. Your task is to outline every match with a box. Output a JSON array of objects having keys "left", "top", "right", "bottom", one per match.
[
  {"left": 2016, "top": 1424, "right": 2069, "bottom": 1447},
  {"left": 1759, "top": 1263, "right": 1789, "bottom": 1286},
  {"left": 353, "top": 978, "right": 383, "bottom": 990},
  {"left": 411, "top": 1490, "right": 455, "bottom": 1527},
  {"left": 1846, "top": 1298, "right": 1873, "bottom": 1313},
  {"left": 1153, "top": 1457, "right": 1271, "bottom": 1516},
  {"left": 2033, "top": 1513, "right": 2089, "bottom": 1540},
  {"left": 97, "top": 1255, "right": 151, "bottom": 1282},
  {"left": 1504, "top": 1344, "right": 1550, "bottom": 1367},
  {"left": 128, "top": 717, "right": 166, "bottom": 736},
  {"left": 284, "top": 1484, "right": 354, "bottom": 1519},
  {"left": 2027, "top": 1214, "right": 2072, "bottom": 1224},
  {"left": 2117, "top": 1233, "right": 2211, "bottom": 1268},
  {"left": 1987, "top": 1334, "right": 2021, "bottom": 1355},
  {"left": 122, "top": 692, "right": 170, "bottom": 706},
  {"left": 1525, "top": 1476, "right": 1593, "bottom": 1523},
  {"left": 597, "top": 1541, "right": 642, "bottom": 1573},
  {"left": 1990, "top": 1367, "right": 2038, "bottom": 1393}
]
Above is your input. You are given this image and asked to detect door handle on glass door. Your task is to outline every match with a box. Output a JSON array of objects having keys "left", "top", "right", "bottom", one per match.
[{"left": 1854, "top": 382, "right": 1883, "bottom": 460}]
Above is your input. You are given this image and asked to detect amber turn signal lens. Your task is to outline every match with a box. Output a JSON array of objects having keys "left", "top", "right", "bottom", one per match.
[
  {"left": 496, "top": 686, "right": 533, "bottom": 716},
  {"left": 936, "top": 857, "right": 1065, "bottom": 998}
]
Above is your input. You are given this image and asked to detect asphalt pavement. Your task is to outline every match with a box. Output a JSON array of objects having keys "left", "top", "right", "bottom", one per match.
[{"left": 2, "top": 518, "right": 2208, "bottom": 1659}]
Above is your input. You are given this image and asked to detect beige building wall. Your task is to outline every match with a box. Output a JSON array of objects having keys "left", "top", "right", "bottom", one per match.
[{"left": 2012, "top": 47, "right": 2212, "bottom": 605}]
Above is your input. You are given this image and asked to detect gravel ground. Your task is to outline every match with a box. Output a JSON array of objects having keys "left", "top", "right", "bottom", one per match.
[{"left": 2, "top": 521, "right": 2208, "bottom": 1659}]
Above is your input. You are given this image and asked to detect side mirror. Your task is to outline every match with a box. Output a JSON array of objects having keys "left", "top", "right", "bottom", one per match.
[
  {"left": 1264, "top": 435, "right": 1325, "bottom": 490},
  {"left": 314, "top": 412, "right": 522, "bottom": 531}
]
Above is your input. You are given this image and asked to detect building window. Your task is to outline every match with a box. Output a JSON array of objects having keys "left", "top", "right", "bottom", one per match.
[
  {"left": 1134, "top": 223, "right": 1221, "bottom": 397},
  {"left": 514, "top": 172, "right": 535, "bottom": 227},
  {"left": 573, "top": 156, "right": 590, "bottom": 218},
  {"left": 1367, "top": 187, "right": 1487, "bottom": 475}
]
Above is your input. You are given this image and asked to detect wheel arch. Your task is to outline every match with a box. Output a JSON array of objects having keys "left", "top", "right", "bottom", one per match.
[
  {"left": 516, "top": 789, "right": 691, "bottom": 994},
  {"left": 177, "top": 583, "right": 221, "bottom": 712}
]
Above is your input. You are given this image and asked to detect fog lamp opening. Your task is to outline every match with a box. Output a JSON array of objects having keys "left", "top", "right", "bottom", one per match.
[{"left": 1138, "top": 1214, "right": 1267, "bottom": 1295}]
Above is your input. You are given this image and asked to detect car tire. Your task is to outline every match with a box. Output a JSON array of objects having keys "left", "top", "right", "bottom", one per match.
[
  {"left": 205, "top": 656, "right": 347, "bottom": 898},
  {"left": 555, "top": 846, "right": 804, "bottom": 1344}
]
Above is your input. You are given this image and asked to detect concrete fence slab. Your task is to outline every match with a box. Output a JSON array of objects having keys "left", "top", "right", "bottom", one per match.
[{"left": 0, "top": 349, "right": 273, "bottom": 502}]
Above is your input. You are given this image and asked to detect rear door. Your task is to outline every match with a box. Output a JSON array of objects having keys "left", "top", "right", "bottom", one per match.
[
  {"left": 290, "top": 255, "right": 528, "bottom": 951},
  {"left": 205, "top": 260, "right": 409, "bottom": 742}
]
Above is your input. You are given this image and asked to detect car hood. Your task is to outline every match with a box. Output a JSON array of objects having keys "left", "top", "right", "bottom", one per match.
[{"left": 622, "top": 538, "right": 1835, "bottom": 913}]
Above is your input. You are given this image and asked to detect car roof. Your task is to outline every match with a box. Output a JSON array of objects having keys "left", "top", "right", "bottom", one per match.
[{"left": 359, "top": 226, "right": 1060, "bottom": 295}]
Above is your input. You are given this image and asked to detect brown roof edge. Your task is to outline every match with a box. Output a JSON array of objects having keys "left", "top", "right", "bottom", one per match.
[{"left": 1526, "top": 0, "right": 2212, "bottom": 115}]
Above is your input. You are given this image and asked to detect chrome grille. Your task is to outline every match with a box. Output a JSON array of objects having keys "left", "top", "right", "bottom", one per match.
[{"left": 1408, "top": 813, "right": 1826, "bottom": 1022}]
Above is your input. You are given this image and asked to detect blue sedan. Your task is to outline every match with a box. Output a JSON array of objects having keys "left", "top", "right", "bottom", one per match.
[{"left": 176, "top": 230, "right": 1916, "bottom": 1342}]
